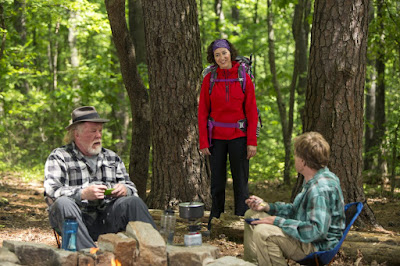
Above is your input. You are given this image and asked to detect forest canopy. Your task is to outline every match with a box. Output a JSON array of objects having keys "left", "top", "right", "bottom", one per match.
[{"left": 0, "top": 0, "right": 399, "bottom": 192}]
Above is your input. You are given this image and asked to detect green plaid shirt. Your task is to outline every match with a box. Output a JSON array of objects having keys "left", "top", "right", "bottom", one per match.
[{"left": 268, "top": 167, "right": 345, "bottom": 251}]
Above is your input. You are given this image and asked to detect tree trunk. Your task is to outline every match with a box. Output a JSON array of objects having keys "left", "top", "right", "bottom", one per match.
[
  {"left": 68, "top": 10, "right": 80, "bottom": 103},
  {"left": 390, "top": 120, "right": 400, "bottom": 195},
  {"left": 363, "top": 0, "right": 376, "bottom": 177},
  {"left": 231, "top": 0, "right": 239, "bottom": 36},
  {"left": 364, "top": 66, "right": 376, "bottom": 176},
  {"left": 0, "top": 4, "right": 5, "bottom": 61},
  {"left": 142, "top": 0, "right": 211, "bottom": 209},
  {"left": 267, "top": 0, "right": 292, "bottom": 185},
  {"left": 301, "top": 0, "right": 378, "bottom": 227},
  {"left": 48, "top": 20, "right": 60, "bottom": 91},
  {"left": 290, "top": 0, "right": 311, "bottom": 200},
  {"left": 199, "top": 0, "right": 207, "bottom": 55},
  {"left": 214, "top": 0, "right": 223, "bottom": 36},
  {"left": 13, "top": 0, "right": 29, "bottom": 93},
  {"left": 373, "top": 0, "right": 387, "bottom": 183},
  {"left": 128, "top": 0, "right": 147, "bottom": 65},
  {"left": 105, "top": 0, "right": 150, "bottom": 200},
  {"left": 292, "top": 0, "right": 311, "bottom": 127}
]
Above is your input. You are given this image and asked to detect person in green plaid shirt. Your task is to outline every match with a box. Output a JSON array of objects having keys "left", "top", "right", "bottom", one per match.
[
  {"left": 44, "top": 106, "right": 156, "bottom": 250},
  {"left": 243, "top": 132, "right": 345, "bottom": 265}
]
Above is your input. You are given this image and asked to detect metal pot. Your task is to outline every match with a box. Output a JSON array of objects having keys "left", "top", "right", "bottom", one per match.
[{"left": 179, "top": 202, "right": 204, "bottom": 220}]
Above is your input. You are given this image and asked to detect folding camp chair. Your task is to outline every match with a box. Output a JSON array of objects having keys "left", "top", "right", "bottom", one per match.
[{"left": 296, "top": 202, "right": 364, "bottom": 266}]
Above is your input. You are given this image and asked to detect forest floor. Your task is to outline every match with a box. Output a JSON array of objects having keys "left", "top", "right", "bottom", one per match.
[{"left": 1, "top": 171, "right": 399, "bottom": 265}]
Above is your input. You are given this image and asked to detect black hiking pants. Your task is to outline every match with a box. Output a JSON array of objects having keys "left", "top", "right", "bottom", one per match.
[{"left": 209, "top": 137, "right": 249, "bottom": 227}]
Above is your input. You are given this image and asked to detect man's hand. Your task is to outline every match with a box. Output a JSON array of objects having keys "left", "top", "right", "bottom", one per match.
[
  {"left": 247, "top": 145, "right": 257, "bottom": 159},
  {"left": 81, "top": 184, "right": 107, "bottom": 201},
  {"left": 246, "top": 195, "right": 270, "bottom": 212},
  {"left": 110, "top": 183, "right": 127, "bottom": 198},
  {"left": 251, "top": 216, "right": 276, "bottom": 225}
]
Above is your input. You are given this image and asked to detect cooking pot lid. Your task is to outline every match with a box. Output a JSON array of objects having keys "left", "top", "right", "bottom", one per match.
[{"left": 179, "top": 202, "right": 204, "bottom": 207}]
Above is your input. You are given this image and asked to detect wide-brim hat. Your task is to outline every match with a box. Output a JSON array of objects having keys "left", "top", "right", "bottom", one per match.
[{"left": 65, "top": 106, "right": 109, "bottom": 130}]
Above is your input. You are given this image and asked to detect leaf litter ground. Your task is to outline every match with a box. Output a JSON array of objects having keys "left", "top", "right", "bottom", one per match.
[{"left": 1, "top": 171, "right": 399, "bottom": 265}]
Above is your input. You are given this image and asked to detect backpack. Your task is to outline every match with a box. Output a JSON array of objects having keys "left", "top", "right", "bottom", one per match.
[{"left": 202, "top": 55, "right": 263, "bottom": 137}]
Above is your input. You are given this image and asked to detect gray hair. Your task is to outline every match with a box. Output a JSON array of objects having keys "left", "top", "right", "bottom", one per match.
[{"left": 63, "top": 123, "right": 84, "bottom": 144}]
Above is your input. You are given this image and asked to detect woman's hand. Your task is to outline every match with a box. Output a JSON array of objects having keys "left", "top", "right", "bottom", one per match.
[
  {"left": 200, "top": 148, "right": 211, "bottom": 156},
  {"left": 247, "top": 145, "right": 257, "bottom": 159}
]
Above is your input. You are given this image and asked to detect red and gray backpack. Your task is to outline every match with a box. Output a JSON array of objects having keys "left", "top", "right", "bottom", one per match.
[{"left": 202, "top": 55, "right": 262, "bottom": 146}]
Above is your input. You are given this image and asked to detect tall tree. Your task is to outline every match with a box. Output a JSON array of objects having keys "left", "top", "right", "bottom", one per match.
[
  {"left": 363, "top": 0, "right": 376, "bottom": 179},
  {"left": 214, "top": 0, "right": 224, "bottom": 37},
  {"left": 0, "top": 3, "right": 6, "bottom": 60},
  {"left": 267, "top": 0, "right": 308, "bottom": 185},
  {"left": 372, "top": 0, "right": 387, "bottom": 180},
  {"left": 68, "top": 9, "right": 81, "bottom": 103},
  {"left": 142, "top": 0, "right": 211, "bottom": 209},
  {"left": 105, "top": 0, "right": 151, "bottom": 199},
  {"left": 128, "top": 0, "right": 146, "bottom": 65},
  {"left": 266, "top": 0, "right": 292, "bottom": 185},
  {"left": 298, "top": 0, "right": 378, "bottom": 226},
  {"left": 292, "top": 0, "right": 311, "bottom": 126}
]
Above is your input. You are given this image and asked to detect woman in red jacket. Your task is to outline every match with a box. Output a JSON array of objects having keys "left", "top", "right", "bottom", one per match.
[{"left": 198, "top": 39, "right": 258, "bottom": 230}]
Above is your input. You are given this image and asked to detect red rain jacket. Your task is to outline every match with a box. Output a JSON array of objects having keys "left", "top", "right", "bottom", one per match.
[{"left": 198, "top": 61, "right": 258, "bottom": 149}]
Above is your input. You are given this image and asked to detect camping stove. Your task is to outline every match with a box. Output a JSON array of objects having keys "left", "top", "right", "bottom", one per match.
[{"left": 179, "top": 202, "right": 204, "bottom": 246}]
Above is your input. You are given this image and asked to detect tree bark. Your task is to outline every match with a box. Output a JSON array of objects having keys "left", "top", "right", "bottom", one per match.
[
  {"left": 290, "top": 0, "right": 311, "bottom": 199},
  {"left": 373, "top": 0, "right": 387, "bottom": 182},
  {"left": 363, "top": 0, "right": 376, "bottom": 177},
  {"left": 105, "top": 0, "right": 150, "bottom": 200},
  {"left": 214, "top": 0, "right": 223, "bottom": 37},
  {"left": 128, "top": 0, "right": 147, "bottom": 65},
  {"left": 301, "top": 0, "right": 378, "bottom": 226},
  {"left": 267, "top": 0, "right": 293, "bottom": 185},
  {"left": 142, "top": 0, "right": 211, "bottom": 209},
  {"left": 364, "top": 66, "right": 376, "bottom": 175},
  {"left": 0, "top": 4, "right": 7, "bottom": 60},
  {"left": 68, "top": 10, "right": 80, "bottom": 103},
  {"left": 13, "top": 0, "right": 29, "bottom": 93},
  {"left": 292, "top": 0, "right": 311, "bottom": 127}
]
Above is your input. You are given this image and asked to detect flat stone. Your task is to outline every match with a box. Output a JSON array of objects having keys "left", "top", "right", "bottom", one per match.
[
  {"left": 0, "top": 262, "right": 20, "bottom": 266},
  {"left": 166, "top": 244, "right": 220, "bottom": 266},
  {"left": 2, "top": 240, "right": 78, "bottom": 266},
  {"left": 98, "top": 233, "right": 138, "bottom": 265},
  {"left": 0, "top": 247, "right": 20, "bottom": 264},
  {"left": 205, "top": 256, "right": 256, "bottom": 265},
  {"left": 126, "top": 221, "right": 167, "bottom": 265}
]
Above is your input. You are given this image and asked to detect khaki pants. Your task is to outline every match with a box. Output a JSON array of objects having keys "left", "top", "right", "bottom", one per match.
[{"left": 243, "top": 210, "right": 316, "bottom": 266}]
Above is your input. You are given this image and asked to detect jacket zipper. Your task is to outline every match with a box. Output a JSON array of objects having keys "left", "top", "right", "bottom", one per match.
[{"left": 225, "top": 70, "right": 229, "bottom": 102}]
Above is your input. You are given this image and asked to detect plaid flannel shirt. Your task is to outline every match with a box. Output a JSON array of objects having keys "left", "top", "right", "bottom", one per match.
[
  {"left": 268, "top": 167, "right": 345, "bottom": 251},
  {"left": 44, "top": 142, "right": 138, "bottom": 208}
]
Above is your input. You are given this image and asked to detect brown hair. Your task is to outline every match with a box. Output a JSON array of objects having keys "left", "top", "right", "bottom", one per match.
[
  {"left": 293, "top": 132, "right": 330, "bottom": 170},
  {"left": 206, "top": 39, "right": 239, "bottom": 65}
]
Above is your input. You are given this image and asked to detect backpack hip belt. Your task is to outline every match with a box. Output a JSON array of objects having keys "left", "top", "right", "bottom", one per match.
[{"left": 207, "top": 118, "right": 247, "bottom": 146}]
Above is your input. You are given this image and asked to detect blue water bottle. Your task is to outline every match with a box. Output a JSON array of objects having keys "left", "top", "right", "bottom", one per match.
[{"left": 62, "top": 217, "right": 78, "bottom": 251}]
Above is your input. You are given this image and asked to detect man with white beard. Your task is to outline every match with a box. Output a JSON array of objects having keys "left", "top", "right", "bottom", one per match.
[{"left": 44, "top": 106, "right": 156, "bottom": 250}]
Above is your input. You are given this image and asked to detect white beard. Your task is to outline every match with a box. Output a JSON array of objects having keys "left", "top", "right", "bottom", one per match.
[{"left": 88, "top": 144, "right": 102, "bottom": 155}]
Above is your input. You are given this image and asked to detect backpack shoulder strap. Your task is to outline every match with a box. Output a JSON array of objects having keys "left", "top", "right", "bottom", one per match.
[
  {"left": 237, "top": 63, "right": 247, "bottom": 93},
  {"left": 209, "top": 67, "right": 218, "bottom": 95}
]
